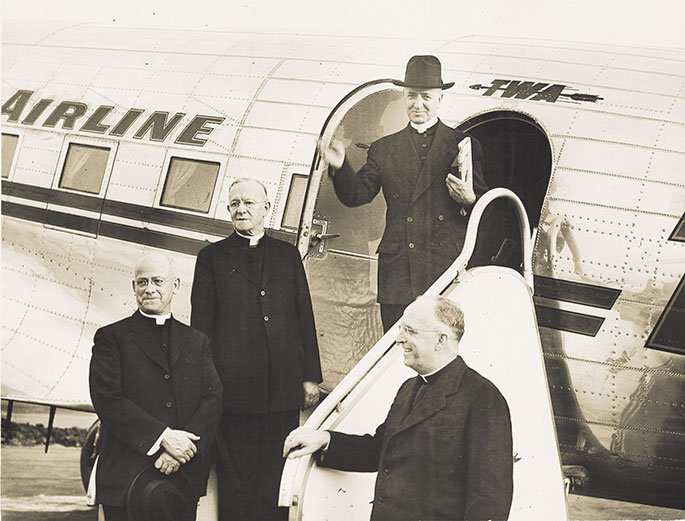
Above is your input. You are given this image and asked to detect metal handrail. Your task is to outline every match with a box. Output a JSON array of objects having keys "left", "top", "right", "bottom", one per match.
[{"left": 279, "top": 188, "right": 533, "bottom": 510}]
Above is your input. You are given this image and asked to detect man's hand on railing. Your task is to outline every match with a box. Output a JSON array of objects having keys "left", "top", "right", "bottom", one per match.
[{"left": 283, "top": 427, "right": 331, "bottom": 459}]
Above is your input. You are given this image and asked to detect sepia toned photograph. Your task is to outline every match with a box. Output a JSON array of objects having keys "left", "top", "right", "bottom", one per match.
[{"left": 2, "top": 1, "right": 684, "bottom": 520}]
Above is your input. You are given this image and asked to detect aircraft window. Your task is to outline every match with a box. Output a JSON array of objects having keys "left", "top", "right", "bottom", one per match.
[
  {"left": 2, "top": 133, "right": 19, "bottom": 178},
  {"left": 59, "top": 143, "right": 110, "bottom": 194},
  {"left": 160, "top": 157, "right": 220, "bottom": 213},
  {"left": 281, "top": 174, "right": 308, "bottom": 229}
]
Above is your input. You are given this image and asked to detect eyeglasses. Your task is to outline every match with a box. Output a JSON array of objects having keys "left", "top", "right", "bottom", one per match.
[
  {"left": 228, "top": 200, "right": 265, "bottom": 211},
  {"left": 398, "top": 324, "right": 449, "bottom": 337},
  {"left": 135, "top": 277, "right": 169, "bottom": 288}
]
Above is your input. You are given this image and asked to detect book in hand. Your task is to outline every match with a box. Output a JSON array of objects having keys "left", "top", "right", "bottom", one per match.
[{"left": 452, "top": 137, "right": 473, "bottom": 216}]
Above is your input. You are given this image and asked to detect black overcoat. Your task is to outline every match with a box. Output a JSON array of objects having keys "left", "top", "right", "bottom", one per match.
[
  {"left": 190, "top": 233, "right": 322, "bottom": 413},
  {"left": 320, "top": 356, "right": 513, "bottom": 521},
  {"left": 333, "top": 121, "right": 487, "bottom": 304},
  {"left": 89, "top": 312, "right": 223, "bottom": 507}
]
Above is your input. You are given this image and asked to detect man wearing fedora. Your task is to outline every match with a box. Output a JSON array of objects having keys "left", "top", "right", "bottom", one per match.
[
  {"left": 319, "top": 55, "right": 488, "bottom": 331},
  {"left": 90, "top": 252, "right": 223, "bottom": 521}
]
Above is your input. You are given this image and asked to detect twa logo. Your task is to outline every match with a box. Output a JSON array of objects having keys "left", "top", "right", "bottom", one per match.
[{"left": 470, "top": 79, "right": 603, "bottom": 104}]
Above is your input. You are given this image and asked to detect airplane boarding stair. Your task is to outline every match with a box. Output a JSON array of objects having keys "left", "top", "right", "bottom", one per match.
[{"left": 279, "top": 189, "right": 568, "bottom": 521}]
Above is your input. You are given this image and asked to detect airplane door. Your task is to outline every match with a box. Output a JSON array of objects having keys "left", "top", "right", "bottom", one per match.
[{"left": 298, "top": 82, "right": 406, "bottom": 392}]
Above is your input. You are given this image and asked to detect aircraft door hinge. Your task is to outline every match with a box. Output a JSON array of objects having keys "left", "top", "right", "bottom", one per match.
[{"left": 309, "top": 218, "right": 340, "bottom": 259}]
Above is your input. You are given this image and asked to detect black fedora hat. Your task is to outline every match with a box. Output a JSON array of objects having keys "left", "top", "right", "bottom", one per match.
[
  {"left": 127, "top": 465, "right": 197, "bottom": 521},
  {"left": 392, "top": 55, "right": 454, "bottom": 90}
]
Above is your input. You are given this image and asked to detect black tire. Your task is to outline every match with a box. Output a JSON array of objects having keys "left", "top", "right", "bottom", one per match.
[{"left": 79, "top": 419, "right": 101, "bottom": 491}]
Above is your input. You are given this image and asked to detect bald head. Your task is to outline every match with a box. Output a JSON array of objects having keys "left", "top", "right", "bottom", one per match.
[
  {"left": 132, "top": 252, "right": 179, "bottom": 315},
  {"left": 134, "top": 252, "right": 176, "bottom": 279}
]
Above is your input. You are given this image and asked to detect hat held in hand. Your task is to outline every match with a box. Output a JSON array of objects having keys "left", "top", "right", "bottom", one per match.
[{"left": 127, "top": 464, "right": 196, "bottom": 521}]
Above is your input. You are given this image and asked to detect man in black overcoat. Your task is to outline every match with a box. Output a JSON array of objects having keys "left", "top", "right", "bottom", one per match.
[
  {"left": 319, "top": 55, "right": 489, "bottom": 331},
  {"left": 191, "top": 178, "right": 323, "bottom": 521},
  {"left": 284, "top": 295, "right": 513, "bottom": 521},
  {"left": 90, "top": 252, "right": 223, "bottom": 521}
]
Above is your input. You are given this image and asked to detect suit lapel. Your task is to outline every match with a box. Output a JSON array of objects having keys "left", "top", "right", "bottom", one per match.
[
  {"left": 387, "top": 357, "right": 467, "bottom": 440},
  {"left": 168, "top": 317, "right": 187, "bottom": 369},
  {"left": 261, "top": 235, "right": 278, "bottom": 286},
  {"left": 411, "top": 121, "right": 455, "bottom": 203},
  {"left": 128, "top": 311, "right": 169, "bottom": 371},
  {"left": 223, "top": 233, "right": 261, "bottom": 288}
]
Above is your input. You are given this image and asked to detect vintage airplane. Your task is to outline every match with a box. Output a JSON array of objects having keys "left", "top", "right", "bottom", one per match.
[{"left": 2, "top": 20, "right": 684, "bottom": 518}]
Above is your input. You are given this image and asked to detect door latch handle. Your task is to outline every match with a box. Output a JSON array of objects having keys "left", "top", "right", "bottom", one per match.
[{"left": 312, "top": 232, "right": 340, "bottom": 242}]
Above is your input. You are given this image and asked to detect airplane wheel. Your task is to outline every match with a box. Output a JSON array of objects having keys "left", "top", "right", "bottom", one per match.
[{"left": 80, "top": 419, "right": 101, "bottom": 491}]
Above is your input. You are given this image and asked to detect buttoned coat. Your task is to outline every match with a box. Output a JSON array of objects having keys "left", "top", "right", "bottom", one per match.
[
  {"left": 190, "top": 233, "right": 322, "bottom": 413},
  {"left": 320, "top": 356, "right": 513, "bottom": 521},
  {"left": 333, "top": 121, "right": 487, "bottom": 305},
  {"left": 89, "top": 312, "right": 223, "bottom": 507}
]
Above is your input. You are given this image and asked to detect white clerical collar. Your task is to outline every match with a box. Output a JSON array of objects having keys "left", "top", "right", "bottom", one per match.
[
  {"left": 235, "top": 229, "right": 265, "bottom": 247},
  {"left": 410, "top": 116, "right": 439, "bottom": 134},
  {"left": 419, "top": 355, "right": 457, "bottom": 383},
  {"left": 140, "top": 310, "right": 171, "bottom": 325}
]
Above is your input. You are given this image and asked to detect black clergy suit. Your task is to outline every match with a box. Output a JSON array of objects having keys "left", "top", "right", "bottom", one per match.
[
  {"left": 89, "top": 311, "right": 223, "bottom": 510},
  {"left": 333, "top": 120, "right": 487, "bottom": 328},
  {"left": 190, "top": 232, "right": 322, "bottom": 521},
  {"left": 319, "top": 356, "right": 513, "bottom": 521}
]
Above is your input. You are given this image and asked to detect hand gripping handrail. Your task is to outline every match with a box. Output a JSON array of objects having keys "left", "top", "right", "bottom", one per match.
[{"left": 279, "top": 188, "right": 533, "bottom": 512}]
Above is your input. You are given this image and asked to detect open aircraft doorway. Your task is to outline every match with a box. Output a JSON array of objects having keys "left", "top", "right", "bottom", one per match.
[
  {"left": 457, "top": 111, "right": 553, "bottom": 270},
  {"left": 299, "top": 82, "right": 405, "bottom": 392}
]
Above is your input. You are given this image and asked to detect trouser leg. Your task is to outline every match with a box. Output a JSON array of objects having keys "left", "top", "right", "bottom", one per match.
[
  {"left": 380, "top": 303, "right": 406, "bottom": 333},
  {"left": 217, "top": 413, "right": 262, "bottom": 521},
  {"left": 254, "top": 411, "right": 300, "bottom": 521}
]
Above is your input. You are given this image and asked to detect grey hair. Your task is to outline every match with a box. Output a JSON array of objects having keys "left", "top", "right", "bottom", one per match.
[
  {"left": 229, "top": 177, "right": 269, "bottom": 200},
  {"left": 431, "top": 296, "right": 465, "bottom": 341}
]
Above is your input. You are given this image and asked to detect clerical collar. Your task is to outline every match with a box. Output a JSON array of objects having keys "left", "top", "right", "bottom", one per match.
[
  {"left": 410, "top": 117, "right": 439, "bottom": 134},
  {"left": 140, "top": 310, "right": 171, "bottom": 325},
  {"left": 235, "top": 229, "right": 264, "bottom": 247},
  {"left": 419, "top": 355, "right": 457, "bottom": 383}
]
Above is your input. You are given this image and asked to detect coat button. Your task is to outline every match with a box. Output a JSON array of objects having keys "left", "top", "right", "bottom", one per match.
[
  {"left": 439, "top": 240, "right": 446, "bottom": 247},
  {"left": 420, "top": 155, "right": 426, "bottom": 161},
  {"left": 422, "top": 143, "right": 427, "bottom": 148},
  {"left": 408, "top": 243, "right": 415, "bottom": 249},
  {"left": 164, "top": 374, "right": 171, "bottom": 380},
  {"left": 406, "top": 216, "right": 413, "bottom": 223},
  {"left": 376, "top": 496, "right": 384, "bottom": 504},
  {"left": 383, "top": 468, "right": 390, "bottom": 475},
  {"left": 438, "top": 214, "right": 444, "bottom": 221},
  {"left": 264, "top": 315, "right": 269, "bottom": 321},
  {"left": 260, "top": 290, "right": 266, "bottom": 296},
  {"left": 165, "top": 401, "right": 173, "bottom": 408},
  {"left": 393, "top": 193, "right": 399, "bottom": 199}
]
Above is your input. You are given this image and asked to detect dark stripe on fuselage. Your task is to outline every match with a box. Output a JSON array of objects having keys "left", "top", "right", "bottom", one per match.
[
  {"left": 669, "top": 213, "right": 685, "bottom": 242},
  {"left": 2, "top": 180, "right": 51, "bottom": 201},
  {"left": 98, "top": 220, "right": 209, "bottom": 256},
  {"left": 101, "top": 199, "right": 232, "bottom": 237},
  {"left": 2, "top": 182, "right": 297, "bottom": 256},
  {"left": 46, "top": 209, "right": 100, "bottom": 235},
  {"left": 2, "top": 180, "right": 233, "bottom": 237},
  {"left": 645, "top": 268, "right": 685, "bottom": 355},
  {"left": 48, "top": 188, "right": 103, "bottom": 213},
  {"left": 2, "top": 200, "right": 47, "bottom": 224},
  {"left": 534, "top": 275, "right": 621, "bottom": 309},
  {"left": 535, "top": 305, "right": 605, "bottom": 336}
]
